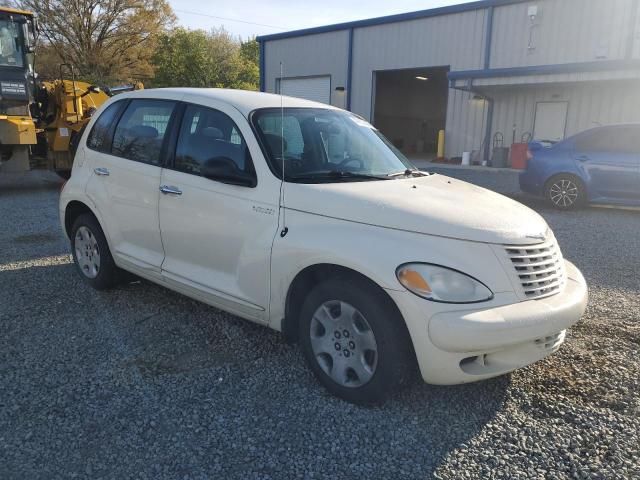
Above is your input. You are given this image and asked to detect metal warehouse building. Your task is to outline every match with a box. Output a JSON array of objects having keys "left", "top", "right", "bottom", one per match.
[{"left": 257, "top": 0, "right": 640, "bottom": 163}]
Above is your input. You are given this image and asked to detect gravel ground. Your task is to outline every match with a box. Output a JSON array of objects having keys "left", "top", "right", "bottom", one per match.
[{"left": 1, "top": 172, "right": 639, "bottom": 479}]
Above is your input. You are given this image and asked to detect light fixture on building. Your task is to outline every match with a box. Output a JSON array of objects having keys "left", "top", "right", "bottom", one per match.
[{"left": 415, "top": 76, "right": 429, "bottom": 81}]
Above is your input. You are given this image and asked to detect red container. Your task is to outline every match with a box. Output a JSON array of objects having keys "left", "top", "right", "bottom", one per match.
[{"left": 510, "top": 143, "right": 529, "bottom": 170}]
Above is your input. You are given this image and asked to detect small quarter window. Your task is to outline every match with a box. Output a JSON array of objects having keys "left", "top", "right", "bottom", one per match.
[{"left": 111, "top": 99, "right": 176, "bottom": 165}]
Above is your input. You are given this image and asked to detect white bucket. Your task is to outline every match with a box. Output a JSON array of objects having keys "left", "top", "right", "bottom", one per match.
[{"left": 461, "top": 151, "right": 471, "bottom": 166}]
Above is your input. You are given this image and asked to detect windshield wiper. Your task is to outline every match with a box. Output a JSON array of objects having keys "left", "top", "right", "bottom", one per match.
[
  {"left": 387, "top": 169, "right": 430, "bottom": 178},
  {"left": 289, "top": 170, "right": 391, "bottom": 182}
]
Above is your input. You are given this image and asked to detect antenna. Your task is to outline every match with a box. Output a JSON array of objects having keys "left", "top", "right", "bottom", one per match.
[{"left": 279, "top": 62, "right": 288, "bottom": 238}]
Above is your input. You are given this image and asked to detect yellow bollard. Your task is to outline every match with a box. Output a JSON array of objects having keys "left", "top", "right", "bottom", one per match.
[{"left": 437, "top": 129, "right": 445, "bottom": 160}]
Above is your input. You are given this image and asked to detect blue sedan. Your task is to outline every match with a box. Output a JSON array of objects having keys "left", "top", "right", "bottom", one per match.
[{"left": 519, "top": 125, "right": 640, "bottom": 209}]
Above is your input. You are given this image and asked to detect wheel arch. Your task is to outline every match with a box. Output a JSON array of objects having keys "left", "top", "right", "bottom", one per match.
[
  {"left": 64, "top": 200, "right": 101, "bottom": 239},
  {"left": 281, "top": 263, "right": 411, "bottom": 351},
  {"left": 544, "top": 171, "right": 586, "bottom": 189}
]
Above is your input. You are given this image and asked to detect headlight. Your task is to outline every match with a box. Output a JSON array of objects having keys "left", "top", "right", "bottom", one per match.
[{"left": 396, "top": 263, "right": 493, "bottom": 303}]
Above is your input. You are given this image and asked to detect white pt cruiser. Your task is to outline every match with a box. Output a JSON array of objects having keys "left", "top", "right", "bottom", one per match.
[{"left": 60, "top": 89, "right": 588, "bottom": 404}]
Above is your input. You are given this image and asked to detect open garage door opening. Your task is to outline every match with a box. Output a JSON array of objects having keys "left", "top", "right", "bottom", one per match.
[{"left": 373, "top": 67, "right": 449, "bottom": 159}]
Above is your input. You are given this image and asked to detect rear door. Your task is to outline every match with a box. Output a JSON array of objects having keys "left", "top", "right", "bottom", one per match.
[
  {"left": 85, "top": 97, "right": 179, "bottom": 273},
  {"left": 572, "top": 126, "right": 640, "bottom": 201}
]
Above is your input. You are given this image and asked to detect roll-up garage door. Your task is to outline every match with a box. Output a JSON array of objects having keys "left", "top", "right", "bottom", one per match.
[{"left": 279, "top": 76, "right": 331, "bottom": 105}]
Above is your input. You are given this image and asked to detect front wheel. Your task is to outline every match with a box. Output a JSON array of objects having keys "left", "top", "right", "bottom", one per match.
[
  {"left": 545, "top": 174, "right": 585, "bottom": 210},
  {"left": 298, "top": 277, "right": 416, "bottom": 404}
]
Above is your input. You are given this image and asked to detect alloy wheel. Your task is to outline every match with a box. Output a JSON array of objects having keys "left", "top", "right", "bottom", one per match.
[
  {"left": 549, "top": 179, "right": 579, "bottom": 208},
  {"left": 309, "top": 300, "right": 378, "bottom": 388}
]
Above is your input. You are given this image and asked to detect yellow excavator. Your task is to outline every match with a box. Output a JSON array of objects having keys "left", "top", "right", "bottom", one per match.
[{"left": 0, "top": 7, "right": 142, "bottom": 178}]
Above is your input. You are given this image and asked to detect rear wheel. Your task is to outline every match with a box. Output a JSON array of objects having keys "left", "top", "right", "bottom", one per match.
[
  {"left": 545, "top": 174, "right": 585, "bottom": 210},
  {"left": 70, "top": 214, "right": 121, "bottom": 290},
  {"left": 298, "top": 277, "right": 415, "bottom": 404}
]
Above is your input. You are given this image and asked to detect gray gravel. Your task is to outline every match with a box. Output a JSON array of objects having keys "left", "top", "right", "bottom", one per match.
[{"left": 1, "top": 172, "right": 639, "bottom": 479}]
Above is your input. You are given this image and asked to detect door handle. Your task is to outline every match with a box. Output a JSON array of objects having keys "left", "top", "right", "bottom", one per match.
[
  {"left": 94, "top": 167, "right": 110, "bottom": 176},
  {"left": 575, "top": 155, "right": 590, "bottom": 162},
  {"left": 159, "top": 185, "right": 183, "bottom": 195}
]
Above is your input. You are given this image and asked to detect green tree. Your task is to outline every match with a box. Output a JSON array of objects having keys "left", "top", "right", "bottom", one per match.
[
  {"left": 17, "top": 0, "right": 175, "bottom": 83},
  {"left": 151, "top": 28, "right": 259, "bottom": 90}
]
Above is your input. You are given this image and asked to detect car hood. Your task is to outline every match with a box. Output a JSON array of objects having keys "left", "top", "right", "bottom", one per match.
[{"left": 285, "top": 174, "right": 549, "bottom": 245}]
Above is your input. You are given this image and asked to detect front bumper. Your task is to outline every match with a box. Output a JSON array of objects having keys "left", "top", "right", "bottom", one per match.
[{"left": 387, "top": 260, "right": 588, "bottom": 385}]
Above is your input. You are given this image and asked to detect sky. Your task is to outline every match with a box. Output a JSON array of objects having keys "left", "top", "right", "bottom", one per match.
[{"left": 168, "top": 0, "right": 475, "bottom": 39}]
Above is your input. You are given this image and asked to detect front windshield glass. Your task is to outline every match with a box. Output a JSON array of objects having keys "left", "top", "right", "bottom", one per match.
[
  {"left": 252, "top": 108, "right": 419, "bottom": 182},
  {"left": 0, "top": 20, "right": 24, "bottom": 68}
]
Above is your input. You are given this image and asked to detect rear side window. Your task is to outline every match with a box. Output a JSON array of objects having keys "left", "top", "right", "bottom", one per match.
[
  {"left": 576, "top": 127, "right": 640, "bottom": 155},
  {"left": 86, "top": 101, "right": 124, "bottom": 153},
  {"left": 174, "top": 104, "right": 253, "bottom": 176},
  {"left": 111, "top": 100, "right": 176, "bottom": 165}
]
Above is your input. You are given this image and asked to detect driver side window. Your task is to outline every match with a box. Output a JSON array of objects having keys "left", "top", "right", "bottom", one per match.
[{"left": 174, "top": 104, "right": 252, "bottom": 177}]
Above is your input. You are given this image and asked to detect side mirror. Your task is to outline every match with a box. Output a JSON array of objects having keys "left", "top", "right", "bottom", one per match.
[{"left": 201, "top": 157, "right": 255, "bottom": 187}]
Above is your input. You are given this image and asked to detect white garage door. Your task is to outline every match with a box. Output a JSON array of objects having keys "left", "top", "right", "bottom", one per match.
[{"left": 279, "top": 76, "right": 331, "bottom": 105}]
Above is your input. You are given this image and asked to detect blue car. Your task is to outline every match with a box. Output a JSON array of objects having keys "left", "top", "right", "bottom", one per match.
[{"left": 519, "top": 124, "right": 640, "bottom": 209}]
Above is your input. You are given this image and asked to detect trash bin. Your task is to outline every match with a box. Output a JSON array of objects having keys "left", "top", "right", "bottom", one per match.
[
  {"left": 491, "top": 132, "right": 509, "bottom": 168},
  {"left": 510, "top": 133, "right": 533, "bottom": 170},
  {"left": 510, "top": 143, "right": 529, "bottom": 169}
]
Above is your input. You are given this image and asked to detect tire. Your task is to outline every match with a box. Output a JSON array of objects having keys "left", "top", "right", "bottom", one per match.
[
  {"left": 298, "top": 276, "right": 416, "bottom": 404},
  {"left": 545, "top": 174, "right": 586, "bottom": 210},
  {"left": 70, "top": 213, "right": 121, "bottom": 290}
]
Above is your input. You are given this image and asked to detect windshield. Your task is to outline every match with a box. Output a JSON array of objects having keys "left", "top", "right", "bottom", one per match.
[
  {"left": 252, "top": 108, "right": 419, "bottom": 182},
  {"left": 0, "top": 20, "right": 24, "bottom": 68}
]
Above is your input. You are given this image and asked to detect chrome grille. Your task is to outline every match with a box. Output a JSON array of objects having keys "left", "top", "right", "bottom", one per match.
[{"left": 505, "top": 239, "right": 566, "bottom": 299}]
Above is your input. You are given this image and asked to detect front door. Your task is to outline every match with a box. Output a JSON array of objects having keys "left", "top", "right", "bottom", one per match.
[
  {"left": 572, "top": 125, "right": 640, "bottom": 201},
  {"left": 85, "top": 98, "right": 178, "bottom": 272},
  {"left": 158, "top": 102, "right": 279, "bottom": 322}
]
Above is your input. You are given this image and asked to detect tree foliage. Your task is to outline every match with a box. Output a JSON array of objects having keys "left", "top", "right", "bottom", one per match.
[
  {"left": 17, "top": 0, "right": 175, "bottom": 83},
  {"left": 151, "top": 28, "right": 259, "bottom": 90}
]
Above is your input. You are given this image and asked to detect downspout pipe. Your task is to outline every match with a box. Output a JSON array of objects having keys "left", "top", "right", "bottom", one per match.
[{"left": 259, "top": 40, "right": 266, "bottom": 92}]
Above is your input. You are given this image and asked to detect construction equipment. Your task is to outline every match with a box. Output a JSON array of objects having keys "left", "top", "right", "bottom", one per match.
[
  {"left": 0, "top": 7, "right": 37, "bottom": 173},
  {"left": 0, "top": 7, "right": 143, "bottom": 178},
  {"left": 32, "top": 64, "right": 143, "bottom": 178}
]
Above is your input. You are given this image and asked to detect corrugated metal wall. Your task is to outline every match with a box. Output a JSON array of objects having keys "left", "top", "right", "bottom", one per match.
[
  {"left": 349, "top": 9, "right": 488, "bottom": 158},
  {"left": 491, "top": 0, "right": 635, "bottom": 68},
  {"left": 488, "top": 80, "right": 640, "bottom": 150},
  {"left": 262, "top": 0, "right": 640, "bottom": 160},
  {"left": 349, "top": 10, "right": 487, "bottom": 115},
  {"left": 263, "top": 30, "right": 350, "bottom": 108}
]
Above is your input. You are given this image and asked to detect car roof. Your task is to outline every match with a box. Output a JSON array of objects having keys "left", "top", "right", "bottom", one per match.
[{"left": 115, "top": 88, "right": 340, "bottom": 117}]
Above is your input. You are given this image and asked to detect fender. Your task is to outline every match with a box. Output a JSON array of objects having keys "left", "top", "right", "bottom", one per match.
[{"left": 268, "top": 209, "right": 512, "bottom": 328}]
